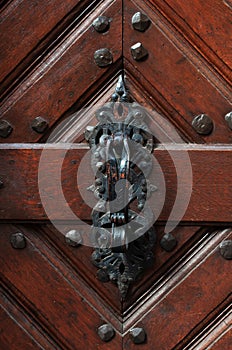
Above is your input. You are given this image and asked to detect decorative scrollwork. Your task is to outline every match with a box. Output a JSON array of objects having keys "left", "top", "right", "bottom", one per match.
[{"left": 85, "top": 75, "right": 156, "bottom": 299}]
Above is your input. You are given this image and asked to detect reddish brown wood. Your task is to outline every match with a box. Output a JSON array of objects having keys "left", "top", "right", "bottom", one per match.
[
  {"left": 123, "top": 226, "right": 202, "bottom": 311},
  {"left": 210, "top": 330, "right": 232, "bottom": 350},
  {"left": 0, "top": 1, "right": 231, "bottom": 349},
  {"left": 1, "top": 291, "right": 60, "bottom": 350},
  {"left": 0, "top": 144, "right": 231, "bottom": 222},
  {"left": 0, "top": 0, "right": 122, "bottom": 143},
  {"left": 156, "top": 0, "right": 232, "bottom": 68},
  {"left": 0, "top": 0, "right": 95, "bottom": 83},
  {"left": 124, "top": 0, "right": 232, "bottom": 143},
  {"left": 0, "top": 224, "right": 122, "bottom": 350},
  {"left": 145, "top": 0, "right": 232, "bottom": 85},
  {"left": 0, "top": 307, "right": 42, "bottom": 350},
  {"left": 123, "top": 230, "right": 232, "bottom": 349}
]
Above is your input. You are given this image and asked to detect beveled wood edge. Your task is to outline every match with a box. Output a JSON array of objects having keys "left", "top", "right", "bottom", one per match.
[
  {"left": 1, "top": 143, "right": 232, "bottom": 150},
  {"left": 133, "top": 0, "right": 232, "bottom": 95},
  {"left": 122, "top": 229, "right": 232, "bottom": 332}
]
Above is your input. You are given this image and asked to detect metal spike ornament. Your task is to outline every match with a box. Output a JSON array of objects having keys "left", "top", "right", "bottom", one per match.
[{"left": 85, "top": 75, "right": 156, "bottom": 299}]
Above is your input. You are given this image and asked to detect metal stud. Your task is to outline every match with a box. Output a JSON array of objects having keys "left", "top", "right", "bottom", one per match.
[
  {"left": 131, "top": 42, "right": 148, "bottom": 61},
  {"left": 65, "top": 230, "right": 82, "bottom": 247},
  {"left": 10, "top": 232, "right": 26, "bottom": 249},
  {"left": 132, "top": 12, "right": 151, "bottom": 32},
  {"left": 192, "top": 114, "right": 214, "bottom": 135},
  {"left": 94, "top": 48, "right": 113, "bottom": 67},
  {"left": 31, "top": 117, "right": 48, "bottom": 133},
  {"left": 160, "top": 233, "right": 177, "bottom": 252},
  {"left": 0, "top": 179, "right": 4, "bottom": 189},
  {"left": 0, "top": 120, "right": 13, "bottom": 138},
  {"left": 130, "top": 327, "right": 146, "bottom": 344},
  {"left": 97, "top": 324, "right": 115, "bottom": 342},
  {"left": 92, "top": 16, "right": 110, "bottom": 33},
  {"left": 225, "top": 111, "right": 232, "bottom": 130},
  {"left": 219, "top": 240, "right": 232, "bottom": 260}
]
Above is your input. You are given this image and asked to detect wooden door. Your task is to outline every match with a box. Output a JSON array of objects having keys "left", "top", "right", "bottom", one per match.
[{"left": 0, "top": 1, "right": 231, "bottom": 349}]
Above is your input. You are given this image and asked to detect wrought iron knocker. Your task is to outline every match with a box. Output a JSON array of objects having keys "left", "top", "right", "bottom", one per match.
[{"left": 85, "top": 75, "right": 156, "bottom": 299}]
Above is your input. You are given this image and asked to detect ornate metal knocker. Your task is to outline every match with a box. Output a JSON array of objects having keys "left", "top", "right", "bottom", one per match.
[{"left": 85, "top": 76, "right": 156, "bottom": 299}]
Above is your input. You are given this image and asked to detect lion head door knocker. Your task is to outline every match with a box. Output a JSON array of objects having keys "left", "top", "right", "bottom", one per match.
[{"left": 85, "top": 75, "right": 157, "bottom": 299}]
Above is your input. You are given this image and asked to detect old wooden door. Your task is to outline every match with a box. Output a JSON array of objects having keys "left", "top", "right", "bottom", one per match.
[{"left": 0, "top": 1, "right": 231, "bottom": 349}]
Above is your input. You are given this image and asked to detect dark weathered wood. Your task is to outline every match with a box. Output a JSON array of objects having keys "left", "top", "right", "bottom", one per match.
[
  {"left": 123, "top": 230, "right": 232, "bottom": 349},
  {"left": 124, "top": 0, "right": 232, "bottom": 143},
  {"left": 0, "top": 144, "right": 231, "bottom": 222}
]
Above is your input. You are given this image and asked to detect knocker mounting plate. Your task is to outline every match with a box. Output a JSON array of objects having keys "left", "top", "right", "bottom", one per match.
[{"left": 85, "top": 76, "right": 157, "bottom": 299}]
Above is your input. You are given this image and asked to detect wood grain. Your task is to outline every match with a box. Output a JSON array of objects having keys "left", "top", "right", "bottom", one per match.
[
  {"left": 0, "top": 0, "right": 95, "bottom": 84},
  {"left": 124, "top": 0, "right": 232, "bottom": 143},
  {"left": 0, "top": 224, "right": 122, "bottom": 350},
  {"left": 0, "top": 144, "right": 231, "bottom": 222},
  {"left": 144, "top": 0, "right": 232, "bottom": 87},
  {"left": 123, "top": 230, "right": 232, "bottom": 349},
  {"left": 1, "top": 290, "right": 61, "bottom": 350},
  {"left": 0, "top": 0, "right": 122, "bottom": 143}
]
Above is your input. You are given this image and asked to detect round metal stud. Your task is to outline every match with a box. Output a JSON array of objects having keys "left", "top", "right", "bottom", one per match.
[
  {"left": 219, "top": 240, "right": 232, "bottom": 260},
  {"left": 160, "top": 233, "right": 177, "bottom": 252},
  {"left": 97, "top": 324, "right": 115, "bottom": 342},
  {"left": 130, "top": 42, "right": 148, "bottom": 61},
  {"left": 92, "top": 16, "right": 110, "bottom": 33},
  {"left": 225, "top": 111, "right": 232, "bottom": 130},
  {"left": 97, "top": 269, "right": 110, "bottom": 282},
  {"left": 31, "top": 117, "right": 48, "bottom": 133},
  {"left": 130, "top": 327, "right": 146, "bottom": 344},
  {"left": 65, "top": 230, "right": 82, "bottom": 247},
  {"left": 0, "top": 120, "right": 13, "bottom": 138},
  {"left": 0, "top": 179, "right": 4, "bottom": 189},
  {"left": 94, "top": 48, "right": 113, "bottom": 67},
  {"left": 192, "top": 114, "right": 214, "bottom": 135},
  {"left": 132, "top": 12, "right": 151, "bottom": 32},
  {"left": 10, "top": 232, "right": 26, "bottom": 249}
]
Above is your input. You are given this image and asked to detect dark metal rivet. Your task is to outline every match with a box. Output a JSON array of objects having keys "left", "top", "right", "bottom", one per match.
[
  {"left": 92, "top": 16, "right": 110, "bottom": 33},
  {"left": 160, "top": 233, "right": 177, "bottom": 252},
  {"left": 219, "top": 240, "right": 232, "bottom": 260},
  {"left": 225, "top": 111, "right": 232, "bottom": 130},
  {"left": 132, "top": 12, "right": 151, "bottom": 32},
  {"left": 31, "top": 117, "right": 48, "bottom": 133},
  {"left": 97, "top": 324, "right": 115, "bottom": 342},
  {"left": 10, "top": 232, "right": 26, "bottom": 249},
  {"left": 131, "top": 42, "right": 148, "bottom": 61},
  {"left": 65, "top": 230, "right": 82, "bottom": 247},
  {"left": 94, "top": 48, "right": 113, "bottom": 67},
  {"left": 97, "top": 269, "right": 110, "bottom": 282},
  {"left": 130, "top": 327, "right": 146, "bottom": 344},
  {"left": 192, "top": 114, "right": 214, "bottom": 135},
  {"left": 0, "top": 179, "right": 4, "bottom": 189},
  {"left": 0, "top": 120, "right": 13, "bottom": 138}
]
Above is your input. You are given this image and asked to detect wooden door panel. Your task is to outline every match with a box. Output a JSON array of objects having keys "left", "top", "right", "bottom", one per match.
[
  {"left": 1, "top": 144, "right": 232, "bottom": 222},
  {"left": 123, "top": 229, "right": 232, "bottom": 349},
  {"left": 0, "top": 0, "right": 95, "bottom": 84},
  {"left": 1, "top": 292, "right": 61, "bottom": 350},
  {"left": 0, "top": 0, "right": 122, "bottom": 143},
  {"left": 124, "top": 0, "right": 232, "bottom": 143},
  {"left": 0, "top": 0, "right": 231, "bottom": 349},
  {"left": 0, "top": 224, "right": 122, "bottom": 349},
  {"left": 144, "top": 0, "right": 232, "bottom": 85},
  {"left": 155, "top": 0, "right": 232, "bottom": 68}
]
